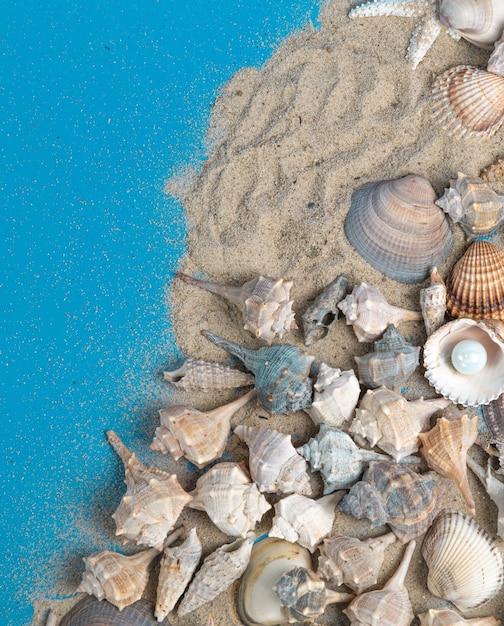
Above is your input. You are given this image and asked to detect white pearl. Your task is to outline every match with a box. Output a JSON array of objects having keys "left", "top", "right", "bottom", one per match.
[{"left": 451, "top": 339, "right": 487, "bottom": 375}]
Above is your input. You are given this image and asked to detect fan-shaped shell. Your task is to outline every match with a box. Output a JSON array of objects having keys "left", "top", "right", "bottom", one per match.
[
  {"left": 343, "top": 175, "right": 453, "bottom": 283},
  {"left": 59, "top": 596, "right": 157, "bottom": 625},
  {"left": 431, "top": 65, "right": 504, "bottom": 140},
  {"left": 302, "top": 273, "right": 349, "bottom": 346},
  {"left": 419, "top": 607, "right": 501, "bottom": 625},
  {"left": 423, "top": 317, "right": 504, "bottom": 406},
  {"left": 422, "top": 509, "right": 504, "bottom": 612},
  {"left": 439, "top": 0, "right": 504, "bottom": 49},
  {"left": 163, "top": 358, "right": 254, "bottom": 391}
]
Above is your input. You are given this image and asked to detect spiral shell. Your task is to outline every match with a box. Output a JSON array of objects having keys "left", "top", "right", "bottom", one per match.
[
  {"left": 439, "top": 0, "right": 504, "bottom": 49},
  {"left": 420, "top": 267, "right": 447, "bottom": 336},
  {"left": 59, "top": 596, "right": 157, "bottom": 626},
  {"left": 163, "top": 358, "right": 254, "bottom": 391},
  {"left": 422, "top": 509, "right": 504, "bottom": 612},
  {"left": 419, "top": 608, "right": 501, "bottom": 625},
  {"left": 301, "top": 273, "right": 349, "bottom": 346},
  {"left": 344, "top": 175, "right": 453, "bottom": 283}
]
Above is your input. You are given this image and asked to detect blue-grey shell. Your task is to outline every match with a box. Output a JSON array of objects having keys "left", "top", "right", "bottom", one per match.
[{"left": 60, "top": 596, "right": 160, "bottom": 625}]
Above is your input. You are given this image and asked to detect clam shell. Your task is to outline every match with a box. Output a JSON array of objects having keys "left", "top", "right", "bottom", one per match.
[
  {"left": 301, "top": 273, "right": 349, "bottom": 346},
  {"left": 163, "top": 358, "right": 254, "bottom": 391},
  {"left": 446, "top": 241, "right": 504, "bottom": 321},
  {"left": 420, "top": 267, "right": 447, "bottom": 336},
  {"left": 59, "top": 596, "right": 157, "bottom": 625},
  {"left": 431, "top": 65, "right": 504, "bottom": 140},
  {"left": 422, "top": 509, "right": 504, "bottom": 612},
  {"left": 423, "top": 318, "right": 504, "bottom": 406},
  {"left": 343, "top": 175, "right": 453, "bottom": 284},
  {"left": 418, "top": 608, "right": 501, "bottom": 625},
  {"left": 439, "top": 0, "right": 504, "bottom": 49}
]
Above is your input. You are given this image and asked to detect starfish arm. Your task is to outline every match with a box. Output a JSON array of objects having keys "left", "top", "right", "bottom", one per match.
[
  {"left": 349, "top": 0, "right": 430, "bottom": 19},
  {"left": 407, "top": 16, "right": 442, "bottom": 69}
]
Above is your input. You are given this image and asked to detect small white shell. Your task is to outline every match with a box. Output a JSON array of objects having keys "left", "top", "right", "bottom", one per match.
[
  {"left": 419, "top": 608, "right": 501, "bottom": 625},
  {"left": 163, "top": 358, "right": 254, "bottom": 391},
  {"left": 420, "top": 267, "right": 447, "bottom": 336}
]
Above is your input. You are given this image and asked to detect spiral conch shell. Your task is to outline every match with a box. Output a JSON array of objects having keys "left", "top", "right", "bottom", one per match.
[
  {"left": 107, "top": 430, "right": 193, "bottom": 548},
  {"left": 419, "top": 608, "right": 501, "bottom": 625},
  {"left": 151, "top": 388, "right": 256, "bottom": 468},
  {"left": 420, "top": 267, "right": 447, "bottom": 337},
  {"left": 343, "top": 175, "right": 453, "bottom": 284},
  {"left": 178, "top": 272, "right": 297, "bottom": 344},
  {"left": 163, "top": 358, "right": 254, "bottom": 391},
  {"left": 301, "top": 273, "right": 349, "bottom": 346},
  {"left": 422, "top": 509, "right": 504, "bottom": 612},
  {"left": 338, "top": 283, "right": 423, "bottom": 343},
  {"left": 439, "top": 0, "right": 504, "bottom": 49}
]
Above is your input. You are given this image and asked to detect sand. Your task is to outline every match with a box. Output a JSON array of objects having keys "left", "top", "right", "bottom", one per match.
[{"left": 36, "top": 0, "right": 504, "bottom": 624}]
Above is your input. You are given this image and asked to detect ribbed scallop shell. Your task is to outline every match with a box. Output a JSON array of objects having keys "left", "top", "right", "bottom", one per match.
[
  {"left": 431, "top": 65, "right": 504, "bottom": 140},
  {"left": 422, "top": 509, "right": 504, "bottom": 612},
  {"left": 439, "top": 0, "right": 504, "bottom": 49},
  {"left": 419, "top": 608, "right": 501, "bottom": 625},
  {"left": 343, "top": 175, "right": 453, "bottom": 284},
  {"left": 423, "top": 318, "right": 504, "bottom": 406},
  {"left": 446, "top": 241, "right": 504, "bottom": 321},
  {"left": 163, "top": 358, "right": 254, "bottom": 391},
  {"left": 59, "top": 596, "right": 157, "bottom": 625}
]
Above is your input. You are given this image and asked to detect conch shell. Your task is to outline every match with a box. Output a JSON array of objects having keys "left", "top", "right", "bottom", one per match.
[
  {"left": 301, "top": 273, "right": 349, "bottom": 346},
  {"left": 163, "top": 358, "right": 254, "bottom": 391},
  {"left": 420, "top": 267, "right": 447, "bottom": 336},
  {"left": 419, "top": 608, "right": 501, "bottom": 625}
]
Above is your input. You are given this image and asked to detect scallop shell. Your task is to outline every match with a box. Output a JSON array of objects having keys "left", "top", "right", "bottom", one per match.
[
  {"left": 350, "top": 387, "right": 451, "bottom": 461},
  {"left": 338, "top": 283, "right": 423, "bottom": 343},
  {"left": 343, "top": 175, "right": 453, "bottom": 284},
  {"left": 59, "top": 596, "right": 157, "bottom": 625},
  {"left": 343, "top": 540, "right": 416, "bottom": 626},
  {"left": 317, "top": 532, "right": 397, "bottom": 594},
  {"left": 423, "top": 317, "right": 504, "bottom": 406},
  {"left": 188, "top": 461, "right": 271, "bottom": 537},
  {"left": 446, "top": 241, "right": 504, "bottom": 321},
  {"left": 268, "top": 491, "right": 343, "bottom": 552},
  {"left": 202, "top": 331, "right": 314, "bottom": 414},
  {"left": 418, "top": 413, "right": 478, "bottom": 514},
  {"left": 422, "top": 509, "right": 504, "bottom": 612},
  {"left": 77, "top": 546, "right": 160, "bottom": 611},
  {"left": 439, "top": 0, "right": 504, "bottom": 49},
  {"left": 107, "top": 430, "right": 193, "bottom": 548},
  {"left": 420, "top": 267, "right": 447, "bottom": 336},
  {"left": 467, "top": 456, "right": 504, "bottom": 539},
  {"left": 435, "top": 172, "right": 504, "bottom": 240},
  {"left": 304, "top": 363, "right": 361, "bottom": 428},
  {"left": 301, "top": 273, "right": 349, "bottom": 346},
  {"left": 419, "top": 608, "right": 501, "bottom": 625},
  {"left": 163, "top": 358, "right": 254, "bottom": 391},
  {"left": 178, "top": 273, "right": 297, "bottom": 344},
  {"left": 298, "top": 425, "right": 390, "bottom": 493},
  {"left": 151, "top": 388, "right": 256, "bottom": 468},
  {"left": 234, "top": 424, "right": 313, "bottom": 495},
  {"left": 354, "top": 324, "right": 420, "bottom": 388},
  {"left": 155, "top": 528, "right": 202, "bottom": 622},
  {"left": 338, "top": 461, "right": 448, "bottom": 543},
  {"left": 431, "top": 65, "right": 504, "bottom": 140},
  {"left": 177, "top": 533, "right": 255, "bottom": 616}
]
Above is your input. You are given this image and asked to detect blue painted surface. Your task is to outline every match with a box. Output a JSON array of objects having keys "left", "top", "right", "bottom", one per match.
[{"left": 0, "top": 1, "right": 319, "bottom": 624}]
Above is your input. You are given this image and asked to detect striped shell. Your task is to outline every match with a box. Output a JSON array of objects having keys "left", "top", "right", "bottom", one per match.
[
  {"left": 431, "top": 65, "right": 504, "bottom": 140},
  {"left": 163, "top": 358, "right": 254, "bottom": 391},
  {"left": 446, "top": 241, "right": 504, "bottom": 321},
  {"left": 59, "top": 596, "right": 157, "bottom": 625},
  {"left": 344, "top": 175, "right": 453, "bottom": 284},
  {"left": 439, "top": 0, "right": 504, "bottom": 49},
  {"left": 422, "top": 509, "right": 504, "bottom": 612},
  {"left": 418, "top": 607, "right": 501, "bottom": 625}
]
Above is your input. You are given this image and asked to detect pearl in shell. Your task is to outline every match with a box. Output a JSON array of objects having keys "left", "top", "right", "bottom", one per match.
[{"left": 451, "top": 339, "right": 487, "bottom": 374}]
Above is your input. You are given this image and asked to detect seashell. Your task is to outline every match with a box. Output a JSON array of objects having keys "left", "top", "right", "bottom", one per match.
[
  {"left": 268, "top": 491, "right": 343, "bottom": 552},
  {"left": 420, "top": 267, "right": 447, "bottom": 336},
  {"left": 304, "top": 363, "right": 360, "bottom": 428},
  {"left": 188, "top": 461, "right": 271, "bottom": 537},
  {"left": 177, "top": 272, "right": 297, "bottom": 344},
  {"left": 350, "top": 387, "right": 451, "bottom": 461},
  {"left": 301, "top": 273, "right": 349, "bottom": 346},
  {"left": 234, "top": 425, "right": 313, "bottom": 495},
  {"left": 151, "top": 388, "right": 256, "bottom": 468},
  {"left": 418, "top": 413, "right": 478, "bottom": 514},
  {"left": 339, "top": 461, "right": 448, "bottom": 542},
  {"left": 107, "top": 430, "right": 193, "bottom": 549},
  {"left": 202, "top": 331, "right": 314, "bottom": 413},
  {"left": 354, "top": 324, "right": 420, "bottom": 388},
  {"left": 46, "top": 611, "right": 57, "bottom": 626},
  {"left": 446, "top": 241, "right": 504, "bottom": 321},
  {"left": 423, "top": 317, "right": 504, "bottom": 406},
  {"left": 419, "top": 608, "right": 501, "bottom": 625},
  {"left": 338, "top": 283, "right": 423, "bottom": 343},
  {"left": 298, "top": 424, "right": 391, "bottom": 493},
  {"left": 317, "top": 532, "right": 397, "bottom": 594},
  {"left": 422, "top": 509, "right": 504, "bottom": 612},
  {"left": 236, "top": 537, "right": 313, "bottom": 626},
  {"left": 467, "top": 456, "right": 504, "bottom": 539},
  {"left": 439, "top": 0, "right": 504, "bottom": 49},
  {"left": 343, "top": 540, "right": 416, "bottom": 626},
  {"left": 77, "top": 546, "right": 160, "bottom": 611},
  {"left": 59, "top": 596, "right": 157, "bottom": 625},
  {"left": 163, "top": 357, "right": 254, "bottom": 391},
  {"left": 435, "top": 172, "right": 504, "bottom": 240},
  {"left": 273, "top": 566, "right": 354, "bottom": 622},
  {"left": 431, "top": 65, "right": 504, "bottom": 140},
  {"left": 481, "top": 156, "right": 504, "bottom": 194},
  {"left": 482, "top": 394, "right": 504, "bottom": 472},
  {"left": 155, "top": 528, "right": 202, "bottom": 622},
  {"left": 177, "top": 533, "right": 255, "bottom": 616},
  {"left": 343, "top": 175, "right": 453, "bottom": 284}
]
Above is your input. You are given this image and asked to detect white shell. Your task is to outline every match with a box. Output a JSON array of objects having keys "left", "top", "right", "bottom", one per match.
[
  {"left": 304, "top": 363, "right": 360, "bottom": 428},
  {"left": 188, "top": 462, "right": 271, "bottom": 537},
  {"left": 422, "top": 509, "right": 504, "bottom": 612},
  {"left": 419, "top": 608, "right": 501, "bottom": 625},
  {"left": 423, "top": 318, "right": 504, "bottom": 406},
  {"left": 163, "top": 358, "right": 254, "bottom": 391},
  {"left": 439, "top": 0, "right": 504, "bottom": 49},
  {"left": 467, "top": 456, "right": 504, "bottom": 540},
  {"left": 420, "top": 267, "right": 447, "bottom": 336},
  {"left": 268, "top": 491, "right": 342, "bottom": 552}
]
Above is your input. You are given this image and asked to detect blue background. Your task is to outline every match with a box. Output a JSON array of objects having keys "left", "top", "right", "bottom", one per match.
[{"left": 0, "top": 1, "right": 319, "bottom": 623}]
